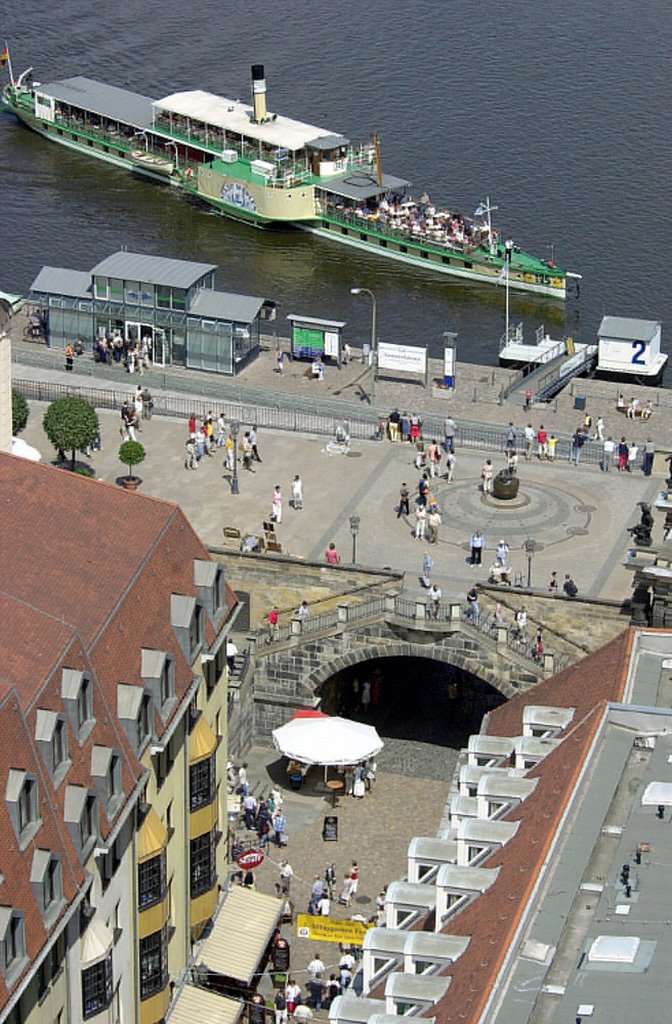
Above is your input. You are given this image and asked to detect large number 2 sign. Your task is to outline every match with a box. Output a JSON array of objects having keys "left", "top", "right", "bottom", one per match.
[{"left": 631, "top": 341, "right": 646, "bottom": 365}]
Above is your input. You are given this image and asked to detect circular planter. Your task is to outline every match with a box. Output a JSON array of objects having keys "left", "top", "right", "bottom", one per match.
[{"left": 121, "top": 476, "right": 140, "bottom": 491}]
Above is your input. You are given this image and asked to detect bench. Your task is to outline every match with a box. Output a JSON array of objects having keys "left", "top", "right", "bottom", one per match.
[{"left": 616, "top": 405, "right": 651, "bottom": 419}]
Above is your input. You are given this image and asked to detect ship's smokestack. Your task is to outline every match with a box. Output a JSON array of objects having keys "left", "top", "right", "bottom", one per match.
[{"left": 251, "top": 64, "right": 267, "bottom": 123}]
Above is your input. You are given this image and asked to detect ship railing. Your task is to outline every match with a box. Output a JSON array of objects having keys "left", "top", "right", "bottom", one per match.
[{"left": 314, "top": 201, "right": 477, "bottom": 259}]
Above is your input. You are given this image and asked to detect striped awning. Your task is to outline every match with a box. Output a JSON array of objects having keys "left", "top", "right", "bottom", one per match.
[
  {"left": 167, "top": 986, "right": 243, "bottom": 1024},
  {"left": 196, "top": 886, "right": 282, "bottom": 985}
]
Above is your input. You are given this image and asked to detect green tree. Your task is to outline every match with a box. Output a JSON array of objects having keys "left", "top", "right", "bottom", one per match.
[
  {"left": 42, "top": 396, "right": 99, "bottom": 471},
  {"left": 118, "top": 439, "right": 146, "bottom": 482},
  {"left": 11, "top": 389, "right": 29, "bottom": 435}
]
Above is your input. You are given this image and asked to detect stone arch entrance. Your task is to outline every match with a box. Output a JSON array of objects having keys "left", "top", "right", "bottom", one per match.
[{"left": 309, "top": 647, "right": 506, "bottom": 780}]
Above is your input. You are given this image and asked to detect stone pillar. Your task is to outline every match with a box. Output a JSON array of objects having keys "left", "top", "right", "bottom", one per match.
[
  {"left": 496, "top": 626, "right": 508, "bottom": 649},
  {"left": 543, "top": 652, "right": 554, "bottom": 674},
  {"left": 449, "top": 602, "right": 461, "bottom": 622},
  {"left": 385, "top": 594, "right": 396, "bottom": 614},
  {"left": 337, "top": 603, "right": 349, "bottom": 624},
  {"left": 415, "top": 600, "right": 426, "bottom": 621},
  {"left": 290, "top": 616, "right": 302, "bottom": 636}
]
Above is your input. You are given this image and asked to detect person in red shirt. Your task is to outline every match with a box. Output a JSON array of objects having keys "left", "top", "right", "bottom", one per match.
[
  {"left": 267, "top": 606, "right": 279, "bottom": 641},
  {"left": 188, "top": 412, "right": 197, "bottom": 435},
  {"left": 536, "top": 425, "right": 548, "bottom": 459},
  {"left": 325, "top": 543, "right": 341, "bottom": 565},
  {"left": 349, "top": 861, "right": 360, "bottom": 896}
]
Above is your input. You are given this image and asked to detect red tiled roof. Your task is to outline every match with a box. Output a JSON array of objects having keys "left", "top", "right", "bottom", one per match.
[
  {"left": 0, "top": 453, "right": 182, "bottom": 647},
  {"left": 429, "top": 630, "right": 632, "bottom": 1024},
  {"left": 0, "top": 595, "right": 76, "bottom": 705}
]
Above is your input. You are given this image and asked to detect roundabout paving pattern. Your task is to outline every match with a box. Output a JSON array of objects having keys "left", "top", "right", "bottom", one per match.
[{"left": 431, "top": 478, "right": 596, "bottom": 556}]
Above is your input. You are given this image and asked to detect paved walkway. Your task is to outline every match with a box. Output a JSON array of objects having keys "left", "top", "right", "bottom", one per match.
[{"left": 13, "top": 374, "right": 662, "bottom": 603}]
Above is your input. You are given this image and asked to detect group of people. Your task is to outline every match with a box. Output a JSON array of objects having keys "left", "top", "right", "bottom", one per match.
[
  {"left": 120, "top": 385, "right": 153, "bottom": 440},
  {"left": 94, "top": 331, "right": 153, "bottom": 373},
  {"left": 276, "top": 943, "right": 364, "bottom": 1022},
  {"left": 617, "top": 394, "right": 654, "bottom": 420},
  {"left": 329, "top": 191, "right": 494, "bottom": 254}
]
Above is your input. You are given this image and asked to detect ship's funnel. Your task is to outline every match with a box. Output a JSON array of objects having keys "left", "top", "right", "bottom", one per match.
[{"left": 251, "top": 64, "right": 267, "bottom": 123}]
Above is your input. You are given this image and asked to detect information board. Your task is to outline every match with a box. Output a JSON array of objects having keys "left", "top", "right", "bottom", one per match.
[
  {"left": 378, "top": 341, "right": 427, "bottom": 376},
  {"left": 322, "top": 815, "right": 338, "bottom": 841},
  {"left": 293, "top": 326, "right": 324, "bottom": 359}
]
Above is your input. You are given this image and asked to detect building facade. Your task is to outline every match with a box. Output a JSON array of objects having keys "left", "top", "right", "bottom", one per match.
[
  {"left": 0, "top": 452, "right": 238, "bottom": 1024},
  {"left": 29, "top": 250, "right": 272, "bottom": 375}
]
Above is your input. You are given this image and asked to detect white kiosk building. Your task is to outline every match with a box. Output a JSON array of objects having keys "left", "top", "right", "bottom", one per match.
[{"left": 597, "top": 316, "right": 667, "bottom": 384}]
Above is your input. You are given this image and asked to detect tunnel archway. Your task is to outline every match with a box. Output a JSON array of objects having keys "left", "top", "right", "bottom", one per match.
[{"left": 313, "top": 653, "right": 505, "bottom": 780}]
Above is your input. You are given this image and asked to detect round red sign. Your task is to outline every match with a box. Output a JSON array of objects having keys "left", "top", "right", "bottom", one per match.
[{"left": 237, "top": 847, "right": 265, "bottom": 869}]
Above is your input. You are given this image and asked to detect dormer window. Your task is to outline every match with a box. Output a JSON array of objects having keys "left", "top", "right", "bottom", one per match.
[
  {"left": 31, "top": 850, "right": 63, "bottom": 923},
  {"left": 0, "top": 908, "right": 27, "bottom": 984},
  {"left": 91, "top": 747, "right": 122, "bottom": 818},
  {"left": 61, "top": 669, "right": 96, "bottom": 743},
  {"left": 5, "top": 770, "right": 41, "bottom": 849},
  {"left": 137, "top": 695, "right": 151, "bottom": 748},
  {"left": 189, "top": 604, "right": 204, "bottom": 659},
  {"left": 35, "top": 710, "right": 70, "bottom": 784},
  {"left": 194, "top": 558, "right": 227, "bottom": 623},
  {"left": 141, "top": 650, "right": 175, "bottom": 719},
  {"left": 64, "top": 785, "right": 98, "bottom": 861}
]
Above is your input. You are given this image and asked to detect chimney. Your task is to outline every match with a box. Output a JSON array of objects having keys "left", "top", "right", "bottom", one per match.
[{"left": 251, "top": 64, "right": 267, "bottom": 124}]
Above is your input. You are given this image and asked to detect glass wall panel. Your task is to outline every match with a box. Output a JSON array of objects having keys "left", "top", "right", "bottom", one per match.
[
  {"left": 172, "top": 288, "right": 186, "bottom": 311},
  {"left": 94, "top": 277, "right": 107, "bottom": 300},
  {"left": 140, "top": 283, "right": 155, "bottom": 307},
  {"left": 124, "top": 281, "right": 141, "bottom": 303},
  {"left": 109, "top": 278, "right": 124, "bottom": 303}
]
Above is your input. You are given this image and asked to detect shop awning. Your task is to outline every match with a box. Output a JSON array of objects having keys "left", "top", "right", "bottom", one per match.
[
  {"left": 137, "top": 807, "right": 168, "bottom": 863},
  {"left": 196, "top": 886, "right": 282, "bottom": 985},
  {"left": 189, "top": 714, "right": 218, "bottom": 763},
  {"left": 167, "top": 985, "right": 243, "bottom": 1024},
  {"left": 81, "top": 917, "right": 114, "bottom": 967}
]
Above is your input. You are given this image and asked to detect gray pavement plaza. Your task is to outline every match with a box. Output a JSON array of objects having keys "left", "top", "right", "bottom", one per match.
[{"left": 16, "top": 391, "right": 660, "bottom": 603}]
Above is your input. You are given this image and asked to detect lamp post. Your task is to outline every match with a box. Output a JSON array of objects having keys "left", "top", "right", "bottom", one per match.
[
  {"left": 523, "top": 538, "right": 536, "bottom": 589},
  {"left": 230, "top": 419, "right": 240, "bottom": 495},
  {"left": 350, "top": 286, "right": 377, "bottom": 404},
  {"left": 349, "top": 514, "right": 361, "bottom": 565}
]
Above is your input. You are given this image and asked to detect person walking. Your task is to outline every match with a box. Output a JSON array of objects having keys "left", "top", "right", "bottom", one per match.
[
  {"left": 414, "top": 503, "right": 427, "bottom": 541},
  {"left": 325, "top": 863, "right": 337, "bottom": 899},
  {"left": 272, "top": 807, "right": 287, "bottom": 846},
  {"left": 466, "top": 586, "right": 480, "bottom": 622},
  {"left": 426, "top": 507, "right": 442, "bottom": 544},
  {"left": 291, "top": 474, "right": 304, "bottom": 510},
  {"left": 596, "top": 416, "right": 605, "bottom": 441},
  {"left": 470, "top": 532, "right": 485, "bottom": 566},
  {"left": 642, "top": 439, "right": 655, "bottom": 477},
  {"left": 617, "top": 437, "right": 629, "bottom": 472},
  {"left": 226, "top": 638, "right": 238, "bottom": 674},
  {"left": 563, "top": 574, "right": 578, "bottom": 597},
  {"left": 271, "top": 484, "right": 283, "bottom": 524},
  {"left": 422, "top": 551, "right": 433, "bottom": 587},
  {"left": 481, "top": 459, "right": 494, "bottom": 494},
  {"left": 427, "top": 440, "right": 441, "bottom": 478},
  {"left": 241, "top": 433, "right": 254, "bottom": 471},
  {"left": 428, "top": 583, "right": 442, "bottom": 620},
  {"left": 397, "top": 482, "right": 410, "bottom": 518},
  {"left": 275, "top": 990, "right": 288, "bottom": 1024},
  {"left": 496, "top": 539, "right": 509, "bottom": 567},
  {"left": 445, "top": 450, "right": 456, "bottom": 481},
  {"left": 267, "top": 606, "right": 280, "bottom": 641},
  {"left": 505, "top": 422, "right": 517, "bottom": 453},
  {"left": 141, "top": 386, "right": 153, "bottom": 420},
  {"left": 250, "top": 424, "right": 262, "bottom": 462},
  {"left": 443, "top": 416, "right": 456, "bottom": 453},
  {"left": 277, "top": 860, "right": 294, "bottom": 896},
  {"left": 325, "top": 543, "right": 340, "bottom": 564},
  {"left": 524, "top": 423, "right": 535, "bottom": 461}
]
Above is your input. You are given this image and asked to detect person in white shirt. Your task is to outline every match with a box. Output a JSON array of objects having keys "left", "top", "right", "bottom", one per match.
[
  {"left": 226, "top": 639, "right": 238, "bottom": 673},
  {"left": 317, "top": 894, "right": 330, "bottom": 916},
  {"left": 291, "top": 474, "right": 304, "bottom": 510},
  {"left": 627, "top": 443, "right": 639, "bottom": 472},
  {"left": 602, "top": 436, "right": 615, "bottom": 472},
  {"left": 308, "top": 954, "right": 325, "bottom": 979},
  {"left": 429, "top": 584, "right": 442, "bottom": 620}
]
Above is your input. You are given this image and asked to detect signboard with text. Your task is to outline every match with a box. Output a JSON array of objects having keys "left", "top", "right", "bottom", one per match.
[
  {"left": 296, "top": 914, "right": 374, "bottom": 945},
  {"left": 377, "top": 341, "right": 427, "bottom": 376}
]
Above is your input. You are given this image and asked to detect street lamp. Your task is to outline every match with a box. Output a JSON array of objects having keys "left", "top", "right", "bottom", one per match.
[
  {"left": 350, "top": 286, "right": 377, "bottom": 404},
  {"left": 523, "top": 538, "right": 536, "bottom": 589},
  {"left": 230, "top": 419, "right": 240, "bottom": 495},
  {"left": 349, "top": 514, "right": 361, "bottom": 564}
]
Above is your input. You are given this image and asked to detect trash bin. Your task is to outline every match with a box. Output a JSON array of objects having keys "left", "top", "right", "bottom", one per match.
[{"left": 574, "top": 395, "right": 586, "bottom": 411}]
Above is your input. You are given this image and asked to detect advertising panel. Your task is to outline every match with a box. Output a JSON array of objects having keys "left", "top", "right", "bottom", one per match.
[{"left": 377, "top": 342, "right": 427, "bottom": 375}]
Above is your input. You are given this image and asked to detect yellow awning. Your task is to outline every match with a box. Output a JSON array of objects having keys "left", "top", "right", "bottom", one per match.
[
  {"left": 189, "top": 714, "right": 218, "bottom": 764},
  {"left": 137, "top": 807, "right": 168, "bottom": 863},
  {"left": 167, "top": 986, "right": 243, "bottom": 1024},
  {"left": 196, "top": 886, "right": 282, "bottom": 985}
]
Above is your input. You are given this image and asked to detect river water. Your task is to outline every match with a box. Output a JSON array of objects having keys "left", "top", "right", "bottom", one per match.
[{"left": 1, "top": 0, "right": 670, "bottom": 370}]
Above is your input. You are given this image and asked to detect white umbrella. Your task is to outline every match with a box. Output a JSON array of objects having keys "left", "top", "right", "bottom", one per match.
[
  {"left": 11, "top": 437, "right": 41, "bottom": 462},
  {"left": 272, "top": 716, "right": 383, "bottom": 767}
]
